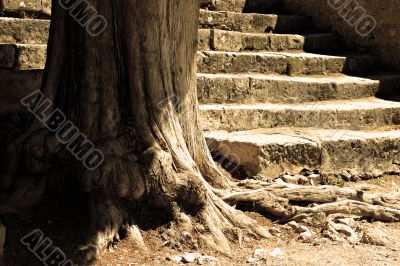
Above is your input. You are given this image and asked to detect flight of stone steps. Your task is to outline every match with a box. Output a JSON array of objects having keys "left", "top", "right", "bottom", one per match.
[
  {"left": 199, "top": 1, "right": 400, "bottom": 180},
  {"left": 0, "top": 0, "right": 49, "bottom": 113},
  {"left": 1, "top": 0, "right": 400, "bottom": 181}
]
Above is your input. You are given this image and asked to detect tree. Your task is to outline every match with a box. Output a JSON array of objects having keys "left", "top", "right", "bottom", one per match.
[
  {"left": 1, "top": 0, "right": 268, "bottom": 261},
  {"left": 2, "top": 0, "right": 400, "bottom": 263}
]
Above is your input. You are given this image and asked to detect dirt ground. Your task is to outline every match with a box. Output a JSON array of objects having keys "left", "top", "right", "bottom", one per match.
[{"left": 2, "top": 175, "right": 400, "bottom": 266}]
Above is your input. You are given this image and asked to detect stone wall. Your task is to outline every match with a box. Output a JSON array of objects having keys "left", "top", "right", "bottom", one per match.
[{"left": 282, "top": 0, "right": 400, "bottom": 70}]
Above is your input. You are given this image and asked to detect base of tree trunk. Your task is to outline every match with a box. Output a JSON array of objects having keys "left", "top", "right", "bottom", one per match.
[
  {"left": 3, "top": 134, "right": 400, "bottom": 263},
  {"left": 77, "top": 174, "right": 400, "bottom": 262}
]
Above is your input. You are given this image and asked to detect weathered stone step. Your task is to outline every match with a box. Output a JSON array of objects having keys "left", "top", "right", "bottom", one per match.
[
  {"left": 205, "top": 127, "right": 400, "bottom": 178},
  {"left": 1, "top": 44, "right": 372, "bottom": 76},
  {"left": 200, "top": 97, "right": 400, "bottom": 131},
  {"left": 200, "top": 0, "right": 245, "bottom": 12},
  {"left": 1, "top": 69, "right": 398, "bottom": 115},
  {"left": 0, "top": 43, "right": 46, "bottom": 70},
  {"left": 206, "top": 127, "right": 400, "bottom": 179},
  {"left": 198, "top": 29, "right": 338, "bottom": 53},
  {"left": 199, "top": 29, "right": 302, "bottom": 52},
  {"left": 197, "top": 51, "right": 374, "bottom": 76},
  {"left": 199, "top": 10, "right": 313, "bottom": 34},
  {"left": 0, "top": 17, "right": 50, "bottom": 44},
  {"left": 197, "top": 73, "right": 400, "bottom": 104},
  {"left": 1, "top": 0, "right": 51, "bottom": 13},
  {"left": 1, "top": 10, "right": 309, "bottom": 45},
  {"left": 201, "top": 0, "right": 285, "bottom": 13}
]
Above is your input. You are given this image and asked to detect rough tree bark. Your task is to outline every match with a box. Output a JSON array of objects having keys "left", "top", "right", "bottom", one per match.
[
  {"left": 1, "top": 0, "right": 268, "bottom": 261},
  {"left": 1, "top": 0, "right": 400, "bottom": 263}
]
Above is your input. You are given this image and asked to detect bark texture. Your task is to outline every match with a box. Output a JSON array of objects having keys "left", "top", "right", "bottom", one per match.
[{"left": 1, "top": 0, "right": 267, "bottom": 261}]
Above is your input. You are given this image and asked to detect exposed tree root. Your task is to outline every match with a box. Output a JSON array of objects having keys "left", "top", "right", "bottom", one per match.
[
  {"left": 0, "top": 126, "right": 63, "bottom": 209},
  {"left": 77, "top": 190, "right": 271, "bottom": 262},
  {"left": 66, "top": 144, "right": 270, "bottom": 262},
  {"left": 218, "top": 178, "right": 400, "bottom": 246},
  {"left": 77, "top": 172, "right": 400, "bottom": 262},
  {"left": 3, "top": 132, "right": 400, "bottom": 261},
  {"left": 223, "top": 179, "right": 400, "bottom": 222}
]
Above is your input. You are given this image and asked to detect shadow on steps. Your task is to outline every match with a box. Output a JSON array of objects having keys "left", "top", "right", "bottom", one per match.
[
  {"left": 243, "top": 0, "right": 284, "bottom": 14},
  {"left": 375, "top": 76, "right": 400, "bottom": 102}
]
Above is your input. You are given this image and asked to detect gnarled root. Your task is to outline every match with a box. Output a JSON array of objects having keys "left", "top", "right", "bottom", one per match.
[
  {"left": 79, "top": 145, "right": 270, "bottom": 262},
  {"left": 222, "top": 179, "right": 400, "bottom": 244},
  {"left": 224, "top": 179, "right": 400, "bottom": 222},
  {"left": 0, "top": 127, "right": 62, "bottom": 209}
]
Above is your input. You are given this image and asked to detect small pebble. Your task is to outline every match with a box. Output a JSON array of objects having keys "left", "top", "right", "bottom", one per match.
[
  {"left": 253, "top": 248, "right": 267, "bottom": 259},
  {"left": 282, "top": 175, "right": 300, "bottom": 184},
  {"left": 295, "top": 225, "right": 309, "bottom": 233},
  {"left": 182, "top": 253, "right": 201, "bottom": 263},
  {"left": 270, "top": 248, "right": 284, "bottom": 258},
  {"left": 246, "top": 257, "right": 256, "bottom": 263}
]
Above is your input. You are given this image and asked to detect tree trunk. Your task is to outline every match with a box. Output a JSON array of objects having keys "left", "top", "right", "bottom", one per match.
[{"left": 0, "top": 0, "right": 268, "bottom": 261}]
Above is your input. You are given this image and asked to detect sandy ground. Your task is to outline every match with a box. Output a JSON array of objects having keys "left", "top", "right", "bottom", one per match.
[{"left": 2, "top": 175, "right": 400, "bottom": 266}]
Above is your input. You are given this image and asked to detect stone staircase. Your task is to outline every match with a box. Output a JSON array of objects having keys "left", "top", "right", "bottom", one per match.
[
  {"left": 201, "top": 1, "right": 400, "bottom": 180},
  {"left": 1, "top": 0, "right": 400, "bottom": 180},
  {"left": 0, "top": 0, "right": 49, "bottom": 113}
]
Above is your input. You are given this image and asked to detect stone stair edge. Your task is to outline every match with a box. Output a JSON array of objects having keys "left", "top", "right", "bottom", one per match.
[
  {"left": 0, "top": 16, "right": 50, "bottom": 22},
  {"left": 200, "top": 28, "right": 338, "bottom": 39},
  {"left": 196, "top": 72, "right": 384, "bottom": 82},
  {"left": 198, "top": 50, "right": 370, "bottom": 60},
  {"left": 199, "top": 97, "right": 400, "bottom": 110},
  {"left": 199, "top": 97, "right": 400, "bottom": 131},
  {"left": 0, "top": 43, "right": 373, "bottom": 71},
  {"left": 205, "top": 127, "right": 400, "bottom": 178},
  {"left": 205, "top": 127, "right": 400, "bottom": 143},
  {"left": 200, "top": 9, "right": 312, "bottom": 19},
  {"left": 1, "top": 0, "right": 51, "bottom": 13}
]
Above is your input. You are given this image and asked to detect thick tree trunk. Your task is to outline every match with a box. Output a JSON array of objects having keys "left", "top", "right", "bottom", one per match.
[{"left": 1, "top": 0, "right": 267, "bottom": 261}]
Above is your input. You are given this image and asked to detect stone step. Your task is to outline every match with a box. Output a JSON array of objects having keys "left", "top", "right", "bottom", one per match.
[
  {"left": 200, "top": 0, "right": 245, "bottom": 12},
  {"left": 1, "top": 69, "right": 398, "bottom": 114},
  {"left": 0, "top": 43, "right": 46, "bottom": 70},
  {"left": 199, "top": 10, "right": 313, "bottom": 34},
  {"left": 198, "top": 29, "right": 338, "bottom": 53},
  {"left": 205, "top": 127, "right": 400, "bottom": 178},
  {"left": 1, "top": 9, "right": 310, "bottom": 45},
  {"left": 1, "top": 0, "right": 51, "bottom": 13},
  {"left": 1, "top": 44, "right": 371, "bottom": 76},
  {"left": 197, "top": 51, "right": 375, "bottom": 76},
  {"left": 0, "top": 15, "right": 317, "bottom": 49},
  {"left": 0, "top": 17, "right": 50, "bottom": 44},
  {"left": 197, "top": 73, "right": 400, "bottom": 104},
  {"left": 200, "top": 97, "right": 400, "bottom": 131}
]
